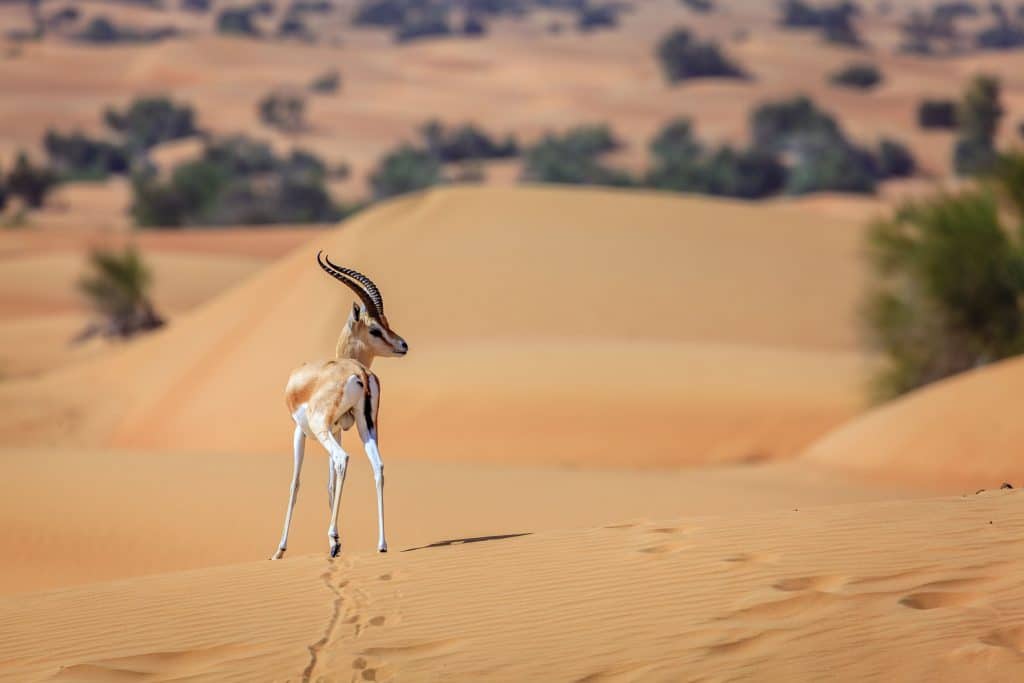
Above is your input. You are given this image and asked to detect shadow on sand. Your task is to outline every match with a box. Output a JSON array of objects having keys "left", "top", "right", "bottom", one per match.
[{"left": 402, "top": 533, "right": 532, "bottom": 552}]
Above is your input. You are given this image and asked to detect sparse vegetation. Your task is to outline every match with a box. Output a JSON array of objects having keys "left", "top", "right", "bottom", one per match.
[
  {"left": 954, "top": 75, "right": 1003, "bottom": 175},
  {"left": 420, "top": 120, "right": 519, "bottom": 162},
  {"left": 43, "top": 130, "right": 131, "bottom": 180},
  {"left": 875, "top": 138, "right": 916, "bottom": 178},
  {"left": 5, "top": 152, "right": 56, "bottom": 208},
  {"left": 74, "top": 16, "right": 177, "bottom": 43},
  {"left": 369, "top": 144, "right": 443, "bottom": 199},
  {"left": 309, "top": 69, "right": 341, "bottom": 94},
  {"left": 217, "top": 7, "right": 261, "bottom": 37},
  {"left": 779, "top": 1, "right": 863, "bottom": 47},
  {"left": 131, "top": 136, "right": 344, "bottom": 226},
  {"left": 181, "top": 0, "right": 211, "bottom": 12},
  {"left": 104, "top": 97, "right": 198, "bottom": 150},
  {"left": 830, "top": 63, "right": 881, "bottom": 89},
  {"left": 258, "top": 92, "right": 307, "bottom": 132},
  {"left": 522, "top": 125, "right": 633, "bottom": 186},
  {"left": 577, "top": 4, "right": 619, "bottom": 32},
  {"left": 975, "top": 3, "right": 1024, "bottom": 50},
  {"left": 75, "top": 246, "right": 164, "bottom": 341},
  {"left": 918, "top": 99, "right": 958, "bottom": 129},
  {"left": 863, "top": 152, "right": 1024, "bottom": 400},
  {"left": 655, "top": 28, "right": 746, "bottom": 83},
  {"left": 681, "top": 0, "right": 714, "bottom": 13},
  {"left": 395, "top": 11, "right": 452, "bottom": 42}
]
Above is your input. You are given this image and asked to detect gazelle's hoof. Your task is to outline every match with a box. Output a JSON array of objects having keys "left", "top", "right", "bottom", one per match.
[
  {"left": 329, "top": 543, "right": 341, "bottom": 558},
  {"left": 378, "top": 547, "right": 388, "bottom": 553},
  {"left": 271, "top": 548, "right": 285, "bottom": 560}
]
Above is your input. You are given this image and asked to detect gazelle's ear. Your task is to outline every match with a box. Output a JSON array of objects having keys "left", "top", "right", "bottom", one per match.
[{"left": 350, "top": 302, "right": 361, "bottom": 322}]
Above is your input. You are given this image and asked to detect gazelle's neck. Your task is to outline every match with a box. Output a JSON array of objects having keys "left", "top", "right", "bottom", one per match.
[{"left": 336, "top": 325, "right": 375, "bottom": 367}]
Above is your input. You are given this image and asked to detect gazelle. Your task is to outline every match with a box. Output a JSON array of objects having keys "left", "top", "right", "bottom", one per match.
[{"left": 271, "top": 252, "right": 408, "bottom": 560}]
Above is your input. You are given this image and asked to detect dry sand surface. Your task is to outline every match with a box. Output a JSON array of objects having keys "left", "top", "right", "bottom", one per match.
[
  {"left": 0, "top": 186, "right": 874, "bottom": 465},
  {"left": 0, "top": 490, "right": 1020, "bottom": 681},
  {"left": 805, "top": 355, "right": 1024, "bottom": 492}
]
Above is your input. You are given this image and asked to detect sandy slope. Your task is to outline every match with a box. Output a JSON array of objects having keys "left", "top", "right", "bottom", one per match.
[
  {"left": 0, "top": 186, "right": 872, "bottom": 464},
  {"left": 0, "top": 446, "right": 910, "bottom": 596},
  {"left": 0, "top": 490, "right": 1020, "bottom": 681},
  {"left": 804, "top": 356, "right": 1024, "bottom": 492}
]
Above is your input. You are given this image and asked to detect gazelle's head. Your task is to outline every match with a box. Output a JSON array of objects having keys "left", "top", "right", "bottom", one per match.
[{"left": 317, "top": 251, "right": 409, "bottom": 359}]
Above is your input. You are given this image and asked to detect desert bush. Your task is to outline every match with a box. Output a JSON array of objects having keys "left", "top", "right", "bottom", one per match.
[
  {"left": 420, "top": 120, "right": 518, "bottom": 161},
  {"left": 131, "top": 136, "right": 343, "bottom": 226},
  {"left": 750, "top": 96, "right": 841, "bottom": 153},
  {"left": 217, "top": 7, "right": 261, "bottom": 36},
  {"left": 577, "top": 4, "right": 618, "bottom": 31},
  {"left": 75, "top": 16, "right": 177, "bottom": 43},
  {"left": 46, "top": 6, "right": 80, "bottom": 28},
  {"left": 258, "top": 92, "right": 306, "bottom": 132},
  {"left": 5, "top": 152, "right": 56, "bottom": 208},
  {"left": 352, "top": 0, "right": 406, "bottom": 26},
  {"left": 369, "top": 144, "right": 442, "bottom": 199},
  {"left": 779, "top": 0, "right": 821, "bottom": 27},
  {"left": 278, "top": 14, "right": 314, "bottom": 40},
  {"left": 104, "top": 96, "right": 198, "bottom": 150},
  {"left": 181, "top": 0, "right": 210, "bottom": 10},
  {"left": 779, "top": 1, "right": 862, "bottom": 46},
  {"left": 75, "top": 246, "right": 164, "bottom": 341},
  {"left": 43, "top": 130, "right": 131, "bottom": 180},
  {"left": 830, "top": 62, "right": 881, "bottom": 89},
  {"left": 291, "top": 0, "right": 334, "bottom": 12},
  {"left": 783, "top": 132, "right": 877, "bottom": 194},
  {"left": 681, "top": 0, "right": 714, "bottom": 13},
  {"left": 863, "top": 153, "right": 1024, "bottom": 399},
  {"left": 918, "top": 99, "right": 958, "bottom": 128},
  {"left": 463, "top": 14, "right": 487, "bottom": 35},
  {"left": 395, "top": 11, "right": 452, "bottom": 42},
  {"left": 522, "top": 125, "right": 632, "bottom": 186},
  {"left": 954, "top": 75, "right": 1003, "bottom": 175},
  {"left": 656, "top": 28, "right": 746, "bottom": 82},
  {"left": 309, "top": 69, "right": 341, "bottom": 93},
  {"left": 875, "top": 138, "right": 916, "bottom": 178}
]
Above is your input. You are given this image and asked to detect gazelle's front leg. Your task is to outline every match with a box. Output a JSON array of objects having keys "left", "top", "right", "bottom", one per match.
[
  {"left": 271, "top": 425, "right": 305, "bottom": 560},
  {"left": 356, "top": 376, "right": 387, "bottom": 552}
]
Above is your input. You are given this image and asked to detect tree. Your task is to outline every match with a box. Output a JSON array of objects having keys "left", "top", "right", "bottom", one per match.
[
  {"left": 655, "top": 28, "right": 746, "bottom": 83},
  {"left": 258, "top": 92, "right": 307, "bottom": 132},
  {"left": 830, "top": 63, "right": 881, "bottom": 89},
  {"left": 6, "top": 152, "right": 56, "bottom": 208},
  {"left": 954, "top": 75, "right": 1003, "bottom": 175},
  {"left": 863, "top": 153, "right": 1024, "bottom": 399},
  {"left": 369, "top": 145, "right": 442, "bottom": 199},
  {"left": 103, "top": 97, "right": 198, "bottom": 150},
  {"left": 75, "top": 246, "right": 165, "bottom": 341},
  {"left": 918, "top": 99, "right": 958, "bottom": 129}
]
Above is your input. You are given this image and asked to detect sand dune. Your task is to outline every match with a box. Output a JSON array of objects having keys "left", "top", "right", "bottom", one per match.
[
  {"left": 805, "top": 356, "right": 1024, "bottom": 492},
  {"left": 0, "top": 186, "right": 871, "bottom": 464},
  {"left": 0, "top": 446, "right": 910, "bottom": 596},
  {"left": 0, "top": 490, "right": 1020, "bottom": 681}
]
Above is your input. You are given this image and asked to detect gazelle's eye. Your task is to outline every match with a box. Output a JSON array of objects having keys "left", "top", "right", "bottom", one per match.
[{"left": 369, "top": 328, "right": 384, "bottom": 338}]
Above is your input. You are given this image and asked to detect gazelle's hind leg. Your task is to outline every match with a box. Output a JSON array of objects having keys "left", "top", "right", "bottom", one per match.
[
  {"left": 271, "top": 424, "right": 305, "bottom": 560},
  {"left": 327, "top": 457, "right": 337, "bottom": 510},
  {"left": 310, "top": 375, "right": 362, "bottom": 558},
  {"left": 356, "top": 375, "right": 387, "bottom": 552}
]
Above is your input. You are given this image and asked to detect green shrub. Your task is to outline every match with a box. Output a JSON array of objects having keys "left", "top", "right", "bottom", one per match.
[
  {"left": 522, "top": 125, "right": 632, "bottom": 186},
  {"left": 104, "top": 97, "right": 198, "bottom": 150},
  {"left": 76, "top": 246, "right": 164, "bottom": 340},
  {"left": 369, "top": 145, "right": 443, "bottom": 199},
  {"left": 258, "top": 92, "right": 306, "bottom": 132},
  {"left": 217, "top": 7, "right": 261, "bottom": 36},
  {"left": 577, "top": 5, "right": 618, "bottom": 31},
  {"left": 863, "top": 154, "right": 1024, "bottom": 399},
  {"left": 656, "top": 28, "right": 746, "bottom": 82},
  {"left": 309, "top": 69, "right": 341, "bottom": 93},
  {"left": 830, "top": 62, "right": 881, "bottom": 89},
  {"left": 681, "top": 0, "right": 714, "bottom": 13},
  {"left": 6, "top": 152, "right": 56, "bottom": 208},
  {"left": 750, "top": 96, "right": 841, "bottom": 153},
  {"left": 75, "top": 16, "right": 177, "bottom": 43},
  {"left": 353, "top": 0, "right": 405, "bottom": 26},
  {"left": 784, "top": 132, "right": 877, "bottom": 194},
  {"left": 954, "top": 75, "right": 1003, "bottom": 175},
  {"left": 43, "top": 130, "right": 131, "bottom": 180},
  {"left": 463, "top": 14, "right": 487, "bottom": 35},
  {"left": 918, "top": 99, "right": 957, "bottom": 128},
  {"left": 876, "top": 138, "right": 916, "bottom": 178},
  {"left": 394, "top": 11, "right": 452, "bottom": 42},
  {"left": 131, "top": 136, "right": 343, "bottom": 226},
  {"left": 420, "top": 120, "right": 518, "bottom": 162}
]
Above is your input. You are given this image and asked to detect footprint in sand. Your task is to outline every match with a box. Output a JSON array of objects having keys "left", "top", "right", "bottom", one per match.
[
  {"left": 722, "top": 552, "right": 781, "bottom": 566},
  {"left": 773, "top": 575, "right": 847, "bottom": 592},
  {"left": 898, "top": 591, "right": 984, "bottom": 610},
  {"left": 980, "top": 626, "right": 1024, "bottom": 654}
]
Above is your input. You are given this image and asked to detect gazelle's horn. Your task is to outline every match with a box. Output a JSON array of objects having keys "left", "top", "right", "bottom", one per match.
[
  {"left": 316, "top": 251, "right": 381, "bottom": 317},
  {"left": 322, "top": 253, "right": 385, "bottom": 315}
]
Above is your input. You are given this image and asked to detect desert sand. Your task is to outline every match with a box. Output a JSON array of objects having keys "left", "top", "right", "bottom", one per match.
[{"left": 0, "top": 490, "right": 1020, "bottom": 681}]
